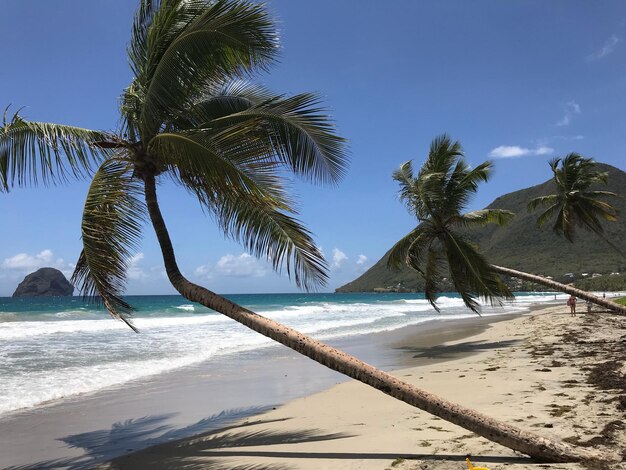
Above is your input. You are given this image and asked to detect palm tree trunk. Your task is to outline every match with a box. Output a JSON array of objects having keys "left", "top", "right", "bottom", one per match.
[
  {"left": 491, "top": 265, "right": 626, "bottom": 315},
  {"left": 143, "top": 174, "right": 613, "bottom": 464}
]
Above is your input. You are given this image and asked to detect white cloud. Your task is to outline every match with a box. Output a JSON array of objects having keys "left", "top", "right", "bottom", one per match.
[
  {"left": 556, "top": 101, "right": 581, "bottom": 127},
  {"left": 3, "top": 249, "right": 59, "bottom": 270},
  {"left": 355, "top": 254, "right": 369, "bottom": 273},
  {"left": 0, "top": 249, "right": 75, "bottom": 283},
  {"left": 587, "top": 35, "right": 620, "bottom": 61},
  {"left": 489, "top": 145, "right": 554, "bottom": 159},
  {"left": 331, "top": 248, "right": 348, "bottom": 270},
  {"left": 127, "top": 253, "right": 148, "bottom": 280},
  {"left": 534, "top": 146, "right": 553, "bottom": 155},
  {"left": 210, "top": 253, "right": 268, "bottom": 278},
  {"left": 194, "top": 264, "right": 213, "bottom": 279}
]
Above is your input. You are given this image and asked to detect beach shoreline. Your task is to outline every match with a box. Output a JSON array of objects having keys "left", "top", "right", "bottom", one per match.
[
  {"left": 0, "top": 307, "right": 525, "bottom": 469},
  {"left": 104, "top": 302, "right": 626, "bottom": 470}
]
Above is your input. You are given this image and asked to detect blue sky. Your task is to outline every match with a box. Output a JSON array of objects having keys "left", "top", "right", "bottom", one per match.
[{"left": 1, "top": 1, "right": 625, "bottom": 296}]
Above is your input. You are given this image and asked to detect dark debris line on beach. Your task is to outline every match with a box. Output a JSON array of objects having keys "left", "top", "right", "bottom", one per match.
[{"left": 542, "top": 312, "right": 626, "bottom": 466}]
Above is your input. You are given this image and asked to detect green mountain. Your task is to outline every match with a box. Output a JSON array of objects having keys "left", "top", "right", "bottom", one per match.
[{"left": 336, "top": 163, "right": 626, "bottom": 293}]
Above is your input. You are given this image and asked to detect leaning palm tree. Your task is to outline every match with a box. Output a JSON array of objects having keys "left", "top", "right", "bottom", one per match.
[
  {"left": 528, "top": 153, "right": 621, "bottom": 252},
  {"left": 387, "top": 140, "right": 626, "bottom": 316},
  {"left": 492, "top": 155, "right": 626, "bottom": 314},
  {"left": 388, "top": 135, "right": 515, "bottom": 313},
  {"left": 0, "top": 0, "right": 612, "bottom": 463}
]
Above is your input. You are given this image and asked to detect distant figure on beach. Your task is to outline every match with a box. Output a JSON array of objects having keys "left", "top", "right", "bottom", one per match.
[
  {"left": 603, "top": 292, "right": 606, "bottom": 299},
  {"left": 567, "top": 295, "right": 577, "bottom": 316}
]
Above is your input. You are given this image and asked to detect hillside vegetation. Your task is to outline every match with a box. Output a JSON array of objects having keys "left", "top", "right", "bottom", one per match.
[{"left": 337, "top": 163, "right": 626, "bottom": 293}]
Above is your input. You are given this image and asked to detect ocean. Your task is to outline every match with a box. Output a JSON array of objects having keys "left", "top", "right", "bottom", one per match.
[{"left": 0, "top": 291, "right": 565, "bottom": 418}]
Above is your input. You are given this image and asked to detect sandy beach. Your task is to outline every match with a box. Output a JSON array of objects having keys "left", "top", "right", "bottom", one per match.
[
  {"left": 3, "top": 301, "right": 625, "bottom": 469},
  {"left": 0, "top": 308, "right": 518, "bottom": 469},
  {"left": 101, "top": 303, "right": 626, "bottom": 470}
]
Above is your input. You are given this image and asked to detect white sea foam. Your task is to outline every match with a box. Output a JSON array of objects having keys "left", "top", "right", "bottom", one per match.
[
  {"left": 0, "top": 312, "right": 229, "bottom": 340},
  {"left": 0, "top": 293, "right": 555, "bottom": 416},
  {"left": 175, "top": 304, "right": 196, "bottom": 312}
]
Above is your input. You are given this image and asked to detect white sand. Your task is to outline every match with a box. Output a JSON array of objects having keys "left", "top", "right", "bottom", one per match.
[{"left": 107, "top": 305, "right": 626, "bottom": 469}]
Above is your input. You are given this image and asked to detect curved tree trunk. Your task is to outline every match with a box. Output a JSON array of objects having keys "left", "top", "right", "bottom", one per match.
[
  {"left": 143, "top": 175, "right": 613, "bottom": 464},
  {"left": 491, "top": 265, "right": 626, "bottom": 315}
]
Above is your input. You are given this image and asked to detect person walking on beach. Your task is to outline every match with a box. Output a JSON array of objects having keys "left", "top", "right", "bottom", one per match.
[{"left": 567, "top": 295, "right": 577, "bottom": 316}]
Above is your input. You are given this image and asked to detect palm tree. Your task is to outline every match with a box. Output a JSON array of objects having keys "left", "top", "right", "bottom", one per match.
[
  {"left": 0, "top": 1, "right": 611, "bottom": 463},
  {"left": 493, "top": 155, "right": 626, "bottom": 314},
  {"left": 528, "top": 153, "right": 621, "bottom": 252},
  {"left": 388, "top": 135, "right": 515, "bottom": 313},
  {"left": 388, "top": 139, "right": 626, "bottom": 316}
]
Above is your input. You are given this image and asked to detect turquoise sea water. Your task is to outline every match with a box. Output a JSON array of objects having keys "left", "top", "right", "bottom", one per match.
[{"left": 0, "top": 292, "right": 564, "bottom": 416}]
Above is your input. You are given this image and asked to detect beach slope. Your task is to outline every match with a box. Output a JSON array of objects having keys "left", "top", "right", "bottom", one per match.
[{"left": 105, "top": 305, "right": 626, "bottom": 469}]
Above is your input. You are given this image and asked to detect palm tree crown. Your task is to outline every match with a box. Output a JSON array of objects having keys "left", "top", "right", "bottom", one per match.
[
  {"left": 528, "top": 153, "right": 618, "bottom": 245},
  {"left": 388, "top": 135, "right": 514, "bottom": 313},
  {"left": 1, "top": 0, "right": 348, "bottom": 327}
]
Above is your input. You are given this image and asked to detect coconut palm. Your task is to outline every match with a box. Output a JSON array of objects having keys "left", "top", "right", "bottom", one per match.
[
  {"left": 528, "top": 153, "right": 621, "bottom": 252},
  {"left": 0, "top": 0, "right": 611, "bottom": 463},
  {"left": 388, "top": 135, "right": 515, "bottom": 313},
  {"left": 387, "top": 141, "right": 626, "bottom": 316},
  {"left": 491, "top": 154, "right": 626, "bottom": 314}
]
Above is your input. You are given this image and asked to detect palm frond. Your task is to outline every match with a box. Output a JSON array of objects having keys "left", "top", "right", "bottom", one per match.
[
  {"left": 120, "top": 82, "right": 146, "bottom": 142},
  {"left": 535, "top": 203, "right": 561, "bottom": 228},
  {"left": 453, "top": 209, "right": 514, "bottom": 228},
  {"left": 172, "top": 169, "right": 328, "bottom": 290},
  {"left": 214, "top": 191, "right": 328, "bottom": 291},
  {"left": 442, "top": 231, "right": 513, "bottom": 313},
  {"left": 210, "top": 93, "right": 348, "bottom": 184},
  {"left": 553, "top": 207, "right": 575, "bottom": 243},
  {"left": 446, "top": 160, "right": 493, "bottom": 213},
  {"left": 139, "top": 0, "right": 278, "bottom": 138},
  {"left": 416, "top": 170, "right": 448, "bottom": 218},
  {"left": 583, "top": 190, "right": 620, "bottom": 201},
  {"left": 392, "top": 160, "right": 414, "bottom": 189},
  {"left": 186, "top": 80, "right": 275, "bottom": 126},
  {"left": 0, "top": 110, "right": 111, "bottom": 191},
  {"left": 423, "top": 245, "right": 445, "bottom": 312},
  {"left": 392, "top": 161, "right": 420, "bottom": 216},
  {"left": 583, "top": 197, "right": 618, "bottom": 221},
  {"left": 424, "top": 134, "right": 463, "bottom": 176},
  {"left": 387, "top": 225, "right": 428, "bottom": 271},
  {"left": 573, "top": 198, "right": 617, "bottom": 235},
  {"left": 154, "top": 129, "right": 328, "bottom": 289},
  {"left": 71, "top": 158, "right": 146, "bottom": 331},
  {"left": 128, "top": 0, "right": 214, "bottom": 81},
  {"left": 127, "top": 0, "right": 169, "bottom": 78},
  {"left": 527, "top": 194, "right": 558, "bottom": 212},
  {"left": 150, "top": 131, "right": 285, "bottom": 197}
]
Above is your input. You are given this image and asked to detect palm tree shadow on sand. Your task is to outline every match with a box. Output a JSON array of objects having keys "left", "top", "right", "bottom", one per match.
[
  {"left": 7, "top": 404, "right": 538, "bottom": 470},
  {"left": 95, "top": 419, "right": 535, "bottom": 470},
  {"left": 6, "top": 406, "right": 287, "bottom": 470},
  {"left": 396, "top": 339, "right": 520, "bottom": 361}
]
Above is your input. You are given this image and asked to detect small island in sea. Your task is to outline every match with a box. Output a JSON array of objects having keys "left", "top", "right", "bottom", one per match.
[{"left": 12, "top": 267, "right": 74, "bottom": 297}]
